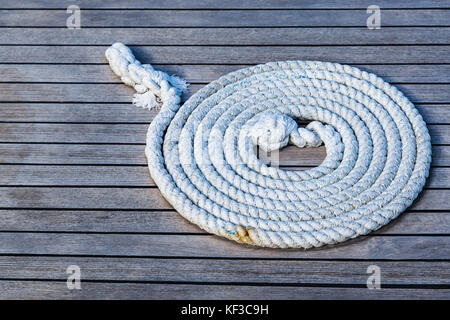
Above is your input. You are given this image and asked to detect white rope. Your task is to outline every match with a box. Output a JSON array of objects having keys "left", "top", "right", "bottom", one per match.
[{"left": 105, "top": 42, "right": 432, "bottom": 249}]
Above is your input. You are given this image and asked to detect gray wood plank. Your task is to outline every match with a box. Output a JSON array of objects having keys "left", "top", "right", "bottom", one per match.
[
  {"left": 2, "top": 64, "right": 450, "bottom": 83},
  {"left": 1, "top": 166, "right": 447, "bottom": 188},
  {"left": 3, "top": 165, "right": 448, "bottom": 189},
  {"left": 0, "top": 187, "right": 172, "bottom": 209},
  {"left": 0, "top": 123, "right": 447, "bottom": 144},
  {"left": 1, "top": 46, "right": 448, "bottom": 64},
  {"left": 1, "top": 0, "right": 447, "bottom": 9},
  {"left": 0, "top": 144, "right": 148, "bottom": 164},
  {"left": 0, "top": 123, "right": 148, "bottom": 143},
  {"left": 0, "top": 103, "right": 446, "bottom": 124},
  {"left": 2, "top": 10, "right": 449, "bottom": 27},
  {"left": 1, "top": 144, "right": 449, "bottom": 166},
  {"left": 0, "top": 232, "right": 447, "bottom": 259},
  {"left": 0, "top": 208, "right": 447, "bottom": 235},
  {"left": 0, "top": 209, "right": 201, "bottom": 233},
  {"left": 0, "top": 83, "right": 448, "bottom": 103},
  {"left": 0, "top": 256, "right": 447, "bottom": 285},
  {"left": 417, "top": 105, "right": 450, "bottom": 125},
  {"left": 0, "top": 103, "right": 155, "bottom": 123},
  {"left": 2, "top": 28, "right": 450, "bottom": 45},
  {"left": 0, "top": 187, "right": 445, "bottom": 211},
  {"left": 1, "top": 280, "right": 449, "bottom": 300},
  {"left": 0, "top": 165, "right": 156, "bottom": 186}
]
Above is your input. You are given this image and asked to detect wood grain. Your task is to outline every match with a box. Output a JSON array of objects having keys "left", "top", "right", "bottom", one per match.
[
  {"left": 1, "top": 144, "right": 449, "bottom": 166},
  {"left": 0, "top": 187, "right": 446, "bottom": 211},
  {"left": 2, "top": 28, "right": 450, "bottom": 45},
  {"left": 2, "top": 64, "right": 450, "bottom": 83},
  {"left": 1, "top": 166, "right": 448, "bottom": 188},
  {"left": 1, "top": 46, "right": 449, "bottom": 64},
  {"left": 0, "top": 103, "right": 446, "bottom": 124},
  {"left": 0, "top": 256, "right": 447, "bottom": 285},
  {"left": 0, "top": 232, "right": 447, "bottom": 259},
  {"left": 0, "top": 83, "right": 448, "bottom": 103},
  {"left": 1, "top": 280, "right": 449, "bottom": 299},
  {"left": 0, "top": 0, "right": 447, "bottom": 9},
  {"left": 0, "top": 123, "right": 447, "bottom": 144},
  {"left": 0, "top": 209, "right": 447, "bottom": 235},
  {"left": 2, "top": 10, "right": 449, "bottom": 27}
]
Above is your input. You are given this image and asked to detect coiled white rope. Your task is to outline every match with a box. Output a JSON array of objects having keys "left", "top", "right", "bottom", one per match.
[{"left": 106, "top": 43, "right": 432, "bottom": 249}]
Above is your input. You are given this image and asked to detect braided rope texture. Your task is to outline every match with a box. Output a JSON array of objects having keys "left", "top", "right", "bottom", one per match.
[{"left": 106, "top": 43, "right": 432, "bottom": 249}]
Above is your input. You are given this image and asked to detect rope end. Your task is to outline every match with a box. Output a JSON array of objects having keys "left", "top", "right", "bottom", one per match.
[
  {"left": 105, "top": 42, "right": 188, "bottom": 111},
  {"left": 132, "top": 91, "right": 161, "bottom": 111}
]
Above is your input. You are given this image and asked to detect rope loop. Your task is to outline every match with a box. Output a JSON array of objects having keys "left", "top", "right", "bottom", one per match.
[{"left": 105, "top": 43, "right": 432, "bottom": 249}]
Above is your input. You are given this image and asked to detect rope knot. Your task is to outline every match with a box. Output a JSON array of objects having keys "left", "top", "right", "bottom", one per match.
[
  {"left": 290, "top": 122, "right": 323, "bottom": 148},
  {"left": 244, "top": 109, "right": 323, "bottom": 152},
  {"left": 105, "top": 42, "right": 188, "bottom": 110}
]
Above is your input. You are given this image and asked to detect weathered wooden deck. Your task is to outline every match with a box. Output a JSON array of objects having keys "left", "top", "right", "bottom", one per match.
[{"left": 0, "top": 0, "right": 449, "bottom": 299}]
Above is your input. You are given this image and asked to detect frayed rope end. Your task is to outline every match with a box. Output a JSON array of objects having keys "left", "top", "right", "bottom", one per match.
[
  {"left": 169, "top": 75, "right": 189, "bottom": 94},
  {"left": 105, "top": 42, "right": 188, "bottom": 112},
  {"left": 132, "top": 91, "right": 161, "bottom": 111}
]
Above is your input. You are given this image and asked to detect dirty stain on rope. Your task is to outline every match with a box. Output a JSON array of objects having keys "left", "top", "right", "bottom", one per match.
[{"left": 105, "top": 43, "right": 431, "bottom": 249}]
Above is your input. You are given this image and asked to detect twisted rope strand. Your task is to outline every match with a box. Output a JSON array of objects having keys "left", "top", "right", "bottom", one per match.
[{"left": 106, "top": 43, "right": 431, "bottom": 249}]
